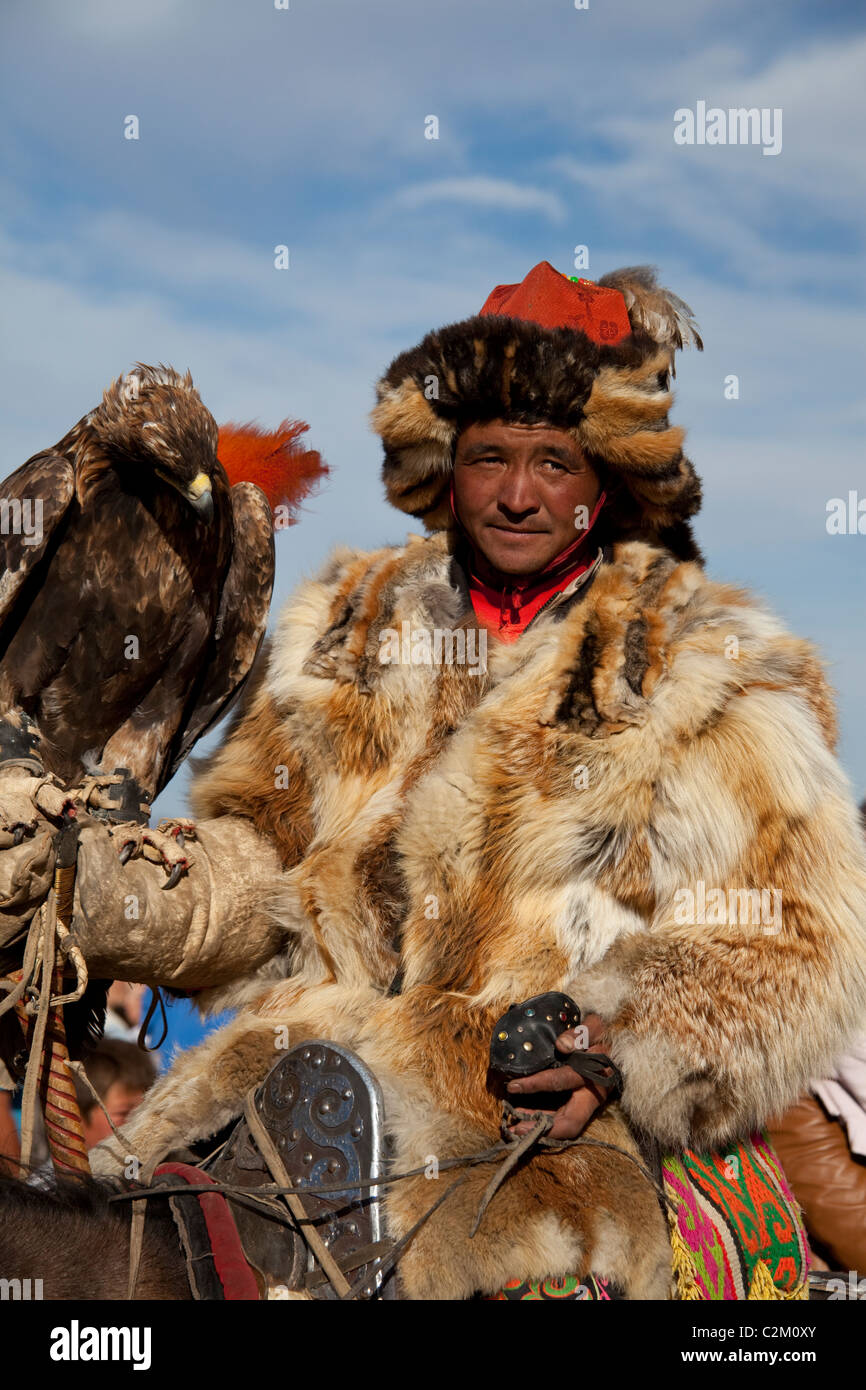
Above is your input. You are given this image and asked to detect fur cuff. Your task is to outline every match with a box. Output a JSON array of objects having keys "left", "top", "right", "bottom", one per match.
[
  {"left": 572, "top": 946, "right": 738, "bottom": 1149},
  {"left": 569, "top": 926, "right": 857, "bottom": 1153}
]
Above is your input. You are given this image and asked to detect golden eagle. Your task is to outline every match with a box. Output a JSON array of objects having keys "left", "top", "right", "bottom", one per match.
[
  {"left": 0, "top": 364, "right": 325, "bottom": 1069},
  {"left": 0, "top": 363, "right": 325, "bottom": 818}
]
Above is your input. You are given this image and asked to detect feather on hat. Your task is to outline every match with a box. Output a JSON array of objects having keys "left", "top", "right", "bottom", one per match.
[{"left": 371, "top": 261, "right": 703, "bottom": 559}]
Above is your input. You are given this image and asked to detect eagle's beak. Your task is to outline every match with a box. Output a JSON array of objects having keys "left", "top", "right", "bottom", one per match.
[{"left": 185, "top": 473, "right": 214, "bottom": 523}]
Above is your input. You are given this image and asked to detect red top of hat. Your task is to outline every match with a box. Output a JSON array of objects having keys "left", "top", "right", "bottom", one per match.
[{"left": 479, "top": 260, "right": 632, "bottom": 345}]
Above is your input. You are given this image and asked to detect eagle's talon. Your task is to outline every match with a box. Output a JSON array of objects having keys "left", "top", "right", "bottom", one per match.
[
  {"left": 118, "top": 840, "right": 136, "bottom": 864},
  {"left": 162, "top": 860, "right": 187, "bottom": 891},
  {"left": 156, "top": 817, "right": 197, "bottom": 844},
  {"left": 12, "top": 824, "right": 25, "bottom": 846}
]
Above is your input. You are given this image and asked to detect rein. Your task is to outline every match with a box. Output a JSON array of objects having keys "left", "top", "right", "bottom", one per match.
[{"left": 107, "top": 1094, "right": 676, "bottom": 1300}]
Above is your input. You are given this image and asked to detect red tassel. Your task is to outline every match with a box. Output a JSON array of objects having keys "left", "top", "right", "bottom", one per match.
[{"left": 217, "top": 419, "right": 327, "bottom": 523}]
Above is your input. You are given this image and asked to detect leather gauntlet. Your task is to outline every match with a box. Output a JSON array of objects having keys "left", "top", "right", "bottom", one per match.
[
  {"left": 0, "top": 767, "right": 72, "bottom": 954},
  {"left": 71, "top": 815, "right": 289, "bottom": 991}
]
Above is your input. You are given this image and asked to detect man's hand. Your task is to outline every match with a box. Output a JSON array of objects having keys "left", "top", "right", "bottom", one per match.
[{"left": 504, "top": 1011, "right": 614, "bottom": 1140}]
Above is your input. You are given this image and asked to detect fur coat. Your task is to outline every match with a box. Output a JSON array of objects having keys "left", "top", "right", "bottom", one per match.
[{"left": 92, "top": 527, "right": 866, "bottom": 1299}]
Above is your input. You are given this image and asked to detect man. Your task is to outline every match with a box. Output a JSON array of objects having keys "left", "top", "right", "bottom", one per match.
[
  {"left": 103, "top": 981, "right": 150, "bottom": 1044},
  {"left": 9, "top": 262, "right": 866, "bottom": 1298}
]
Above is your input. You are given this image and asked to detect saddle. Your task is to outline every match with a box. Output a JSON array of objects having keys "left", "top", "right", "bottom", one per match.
[
  {"left": 162, "top": 999, "right": 620, "bottom": 1300},
  {"left": 151, "top": 1035, "right": 831, "bottom": 1302},
  {"left": 195, "top": 1040, "right": 398, "bottom": 1300}
]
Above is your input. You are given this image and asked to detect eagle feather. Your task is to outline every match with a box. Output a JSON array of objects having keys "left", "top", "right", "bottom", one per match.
[{"left": 598, "top": 265, "right": 703, "bottom": 367}]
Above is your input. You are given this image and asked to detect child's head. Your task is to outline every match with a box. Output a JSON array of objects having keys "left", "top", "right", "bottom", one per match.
[{"left": 73, "top": 1038, "right": 158, "bottom": 1149}]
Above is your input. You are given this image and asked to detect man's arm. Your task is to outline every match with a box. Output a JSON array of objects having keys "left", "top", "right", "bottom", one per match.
[
  {"left": 570, "top": 682, "right": 866, "bottom": 1152},
  {"left": 1, "top": 797, "right": 291, "bottom": 1023},
  {"left": 72, "top": 816, "right": 290, "bottom": 994}
]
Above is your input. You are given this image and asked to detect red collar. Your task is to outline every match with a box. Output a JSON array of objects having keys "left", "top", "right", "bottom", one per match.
[{"left": 450, "top": 486, "right": 606, "bottom": 642}]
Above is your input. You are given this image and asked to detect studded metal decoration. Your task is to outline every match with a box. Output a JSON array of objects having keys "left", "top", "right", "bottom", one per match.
[{"left": 206, "top": 1040, "right": 392, "bottom": 1299}]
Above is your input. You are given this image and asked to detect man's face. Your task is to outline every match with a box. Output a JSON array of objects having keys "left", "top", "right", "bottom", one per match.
[{"left": 452, "top": 420, "right": 601, "bottom": 576}]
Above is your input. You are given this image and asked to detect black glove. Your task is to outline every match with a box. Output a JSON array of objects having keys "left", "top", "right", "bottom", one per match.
[{"left": 489, "top": 991, "right": 623, "bottom": 1097}]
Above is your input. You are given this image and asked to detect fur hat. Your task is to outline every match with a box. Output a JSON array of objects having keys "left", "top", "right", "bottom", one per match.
[{"left": 371, "top": 261, "right": 704, "bottom": 560}]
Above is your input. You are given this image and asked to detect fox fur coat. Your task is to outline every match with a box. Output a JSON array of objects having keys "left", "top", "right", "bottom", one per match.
[{"left": 90, "top": 525, "right": 866, "bottom": 1299}]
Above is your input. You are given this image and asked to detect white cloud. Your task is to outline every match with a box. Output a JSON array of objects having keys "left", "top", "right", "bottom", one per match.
[
  {"left": 52, "top": 0, "right": 184, "bottom": 39},
  {"left": 389, "top": 177, "right": 566, "bottom": 221},
  {"left": 553, "top": 34, "right": 866, "bottom": 290}
]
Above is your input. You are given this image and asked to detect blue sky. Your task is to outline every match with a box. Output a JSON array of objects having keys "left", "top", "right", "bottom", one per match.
[{"left": 2, "top": 0, "right": 864, "bottom": 1056}]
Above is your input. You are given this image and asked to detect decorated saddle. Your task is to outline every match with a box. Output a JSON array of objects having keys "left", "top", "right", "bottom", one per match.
[{"left": 159, "top": 1040, "right": 812, "bottom": 1301}]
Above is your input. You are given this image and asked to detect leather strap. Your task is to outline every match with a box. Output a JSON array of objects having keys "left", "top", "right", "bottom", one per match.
[
  {"left": 243, "top": 1091, "right": 353, "bottom": 1298},
  {"left": 154, "top": 1162, "right": 260, "bottom": 1300},
  {"left": 563, "top": 1049, "right": 624, "bottom": 1097}
]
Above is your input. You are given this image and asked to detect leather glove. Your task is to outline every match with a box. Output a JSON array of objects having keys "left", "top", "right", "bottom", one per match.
[
  {"left": 0, "top": 766, "right": 72, "bottom": 955},
  {"left": 72, "top": 814, "right": 289, "bottom": 993}
]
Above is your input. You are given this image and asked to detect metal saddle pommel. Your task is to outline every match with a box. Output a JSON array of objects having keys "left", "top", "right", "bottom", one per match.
[{"left": 206, "top": 1040, "right": 395, "bottom": 1299}]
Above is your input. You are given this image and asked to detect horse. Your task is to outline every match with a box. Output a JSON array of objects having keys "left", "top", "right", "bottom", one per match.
[{"left": 0, "top": 1171, "right": 192, "bottom": 1300}]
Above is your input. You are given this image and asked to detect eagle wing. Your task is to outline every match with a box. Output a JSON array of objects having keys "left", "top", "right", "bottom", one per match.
[
  {"left": 0, "top": 452, "right": 74, "bottom": 631},
  {"left": 163, "top": 480, "right": 275, "bottom": 787}
]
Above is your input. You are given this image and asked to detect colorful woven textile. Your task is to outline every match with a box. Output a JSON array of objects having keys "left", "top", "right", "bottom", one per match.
[
  {"left": 663, "top": 1130, "right": 810, "bottom": 1300},
  {"left": 487, "top": 1274, "right": 622, "bottom": 1301},
  {"left": 486, "top": 1131, "right": 809, "bottom": 1301}
]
